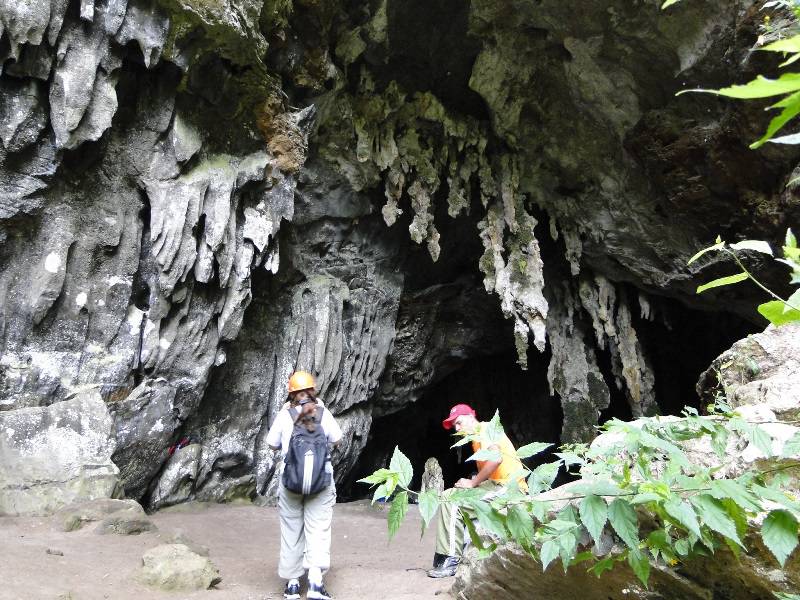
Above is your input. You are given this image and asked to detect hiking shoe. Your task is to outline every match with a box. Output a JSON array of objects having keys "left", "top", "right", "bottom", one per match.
[
  {"left": 283, "top": 580, "right": 301, "bottom": 600},
  {"left": 307, "top": 581, "right": 333, "bottom": 600},
  {"left": 432, "top": 552, "right": 448, "bottom": 569},
  {"left": 426, "top": 555, "right": 460, "bottom": 578}
]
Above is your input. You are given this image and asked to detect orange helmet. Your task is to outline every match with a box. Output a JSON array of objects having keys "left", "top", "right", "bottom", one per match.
[{"left": 288, "top": 371, "right": 316, "bottom": 393}]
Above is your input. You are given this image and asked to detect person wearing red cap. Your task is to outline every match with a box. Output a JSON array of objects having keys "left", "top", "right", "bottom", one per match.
[{"left": 427, "top": 403, "right": 527, "bottom": 578}]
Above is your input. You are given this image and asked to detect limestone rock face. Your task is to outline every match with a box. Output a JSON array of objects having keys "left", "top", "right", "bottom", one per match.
[
  {"left": 0, "top": 392, "right": 119, "bottom": 516},
  {"left": 0, "top": 0, "right": 794, "bottom": 512},
  {"left": 698, "top": 322, "right": 800, "bottom": 420}
]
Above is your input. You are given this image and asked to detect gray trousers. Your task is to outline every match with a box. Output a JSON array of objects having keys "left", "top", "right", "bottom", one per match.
[
  {"left": 278, "top": 481, "right": 336, "bottom": 579},
  {"left": 435, "top": 481, "right": 500, "bottom": 558}
]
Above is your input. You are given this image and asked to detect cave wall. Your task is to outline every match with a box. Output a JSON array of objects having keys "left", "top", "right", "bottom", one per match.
[{"left": 0, "top": 0, "right": 791, "bottom": 510}]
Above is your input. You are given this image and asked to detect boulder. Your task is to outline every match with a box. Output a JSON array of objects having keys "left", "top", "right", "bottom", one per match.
[
  {"left": 0, "top": 392, "right": 119, "bottom": 516},
  {"left": 95, "top": 514, "right": 157, "bottom": 535},
  {"left": 55, "top": 498, "right": 145, "bottom": 532},
  {"left": 698, "top": 322, "right": 800, "bottom": 420},
  {"left": 136, "top": 544, "right": 221, "bottom": 591}
]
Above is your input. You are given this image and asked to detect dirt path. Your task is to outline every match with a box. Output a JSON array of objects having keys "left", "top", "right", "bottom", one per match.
[{"left": 0, "top": 500, "right": 455, "bottom": 600}]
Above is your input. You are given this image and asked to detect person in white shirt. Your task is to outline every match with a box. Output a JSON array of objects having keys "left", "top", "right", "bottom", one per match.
[{"left": 266, "top": 371, "right": 342, "bottom": 600}]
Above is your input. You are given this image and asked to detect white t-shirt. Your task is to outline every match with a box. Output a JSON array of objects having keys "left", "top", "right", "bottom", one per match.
[{"left": 266, "top": 402, "right": 343, "bottom": 456}]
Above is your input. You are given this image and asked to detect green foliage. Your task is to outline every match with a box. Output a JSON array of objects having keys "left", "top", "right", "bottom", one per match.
[
  {"left": 360, "top": 407, "right": 800, "bottom": 588},
  {"left": 690, "top": 230, "right": 800, "bottom": 326}
]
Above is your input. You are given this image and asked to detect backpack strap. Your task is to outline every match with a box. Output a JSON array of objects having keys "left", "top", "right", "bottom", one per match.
[{"left": 314, "top": 405, "right": 324, "bottom": 424}]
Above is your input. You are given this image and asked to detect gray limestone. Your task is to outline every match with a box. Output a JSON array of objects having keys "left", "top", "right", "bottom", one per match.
[{"left": 0, "top": 392, "right": 119, "bottom": 516}]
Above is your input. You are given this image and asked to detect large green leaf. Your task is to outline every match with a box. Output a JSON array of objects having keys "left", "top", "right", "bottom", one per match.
[
  {"left": 579, "top": 494, "right": 608, "bottom": 545},
  {"left": 461, "top": 510, "right": 487, "bottom": 551},
  {"left": 389, "top": 447, "right": 413, "bottom": 488},
  {"left": 687, "top": 238, "right": 725, "bottom": 265},
  {"left": 709, "top": 479, "right": 762, "bottom": 513},
  {"left": 516, "top": 442, "right": 553, "bottom": 459},
  {"left": 690, "top": 494, "right": 744, "bottom": 548},
  {"left": 528, "top": 462, "right": 560, "bottom": 493},
  {"left": 664, "top": 498, "right": 701, "bottom": 538},
  {"left": 417, "top": 490, "right": 440, "bottom": 530},
  {"left": 506, "top": 505, "right": 535, "bottom": 549},
  {"left": 761, "top": 510, "right": 799, "bottom": 567},
  {"left": 472, "top": 501, "right": 509, "bottom": 540},
  {"left": 482, "top": 410, "right": 505, "bottom": 444},
  {"left": 680, "top": 74, "right": 800, "bottom": 99},
  {"left": 751, "top": 91, "right": 800, "bottom": 148},
  {"left": 761, "top": 35, "right": 800, "bottom": 54},
  {"left": 388, "top": 491, "right": 409, "bottom": 540},
  {"left": 570, "top": 480, "right": 622, "bottom": 497},
  {"left": 358, "top": 468, "right": 392, "bottom": 486},
  {"left": 608, "top": 499, "right": 639, "bottom": 550},
  {"left": 758, "top": 299, "right": 800, "bottom": 325},
  {"left": 627, "top": 549, "right": 651, "bottom": 587},
  {"left": 540, "top": 539, "right": 559, "bottom": 571},
  {"left": 697, "top": 272, "right": 749, "bottom": 294},
  {"left": 747, "top": 424, "right": 775, "bottom": 457},
  {"left": 467, "top": 448, "right": 502, "bottom": 462}
]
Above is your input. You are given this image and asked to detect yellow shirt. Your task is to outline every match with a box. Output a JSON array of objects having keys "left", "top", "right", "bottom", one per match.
[{"left": 472, "top": 432, "right": 528, "bottom": 490}]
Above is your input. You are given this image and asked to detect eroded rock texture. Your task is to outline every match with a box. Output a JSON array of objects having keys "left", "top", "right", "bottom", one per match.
[{"left": 0, "top": 0, "right": 794, "bottom": 512}]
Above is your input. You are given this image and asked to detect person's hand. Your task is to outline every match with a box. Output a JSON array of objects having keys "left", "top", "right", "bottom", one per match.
[{"left": 454, "top": 477, "right": 475, "bottom": 489}]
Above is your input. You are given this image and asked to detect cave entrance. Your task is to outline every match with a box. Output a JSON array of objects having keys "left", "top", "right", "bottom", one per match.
[{"left": 341, "top": 351, "right": 562, "bottom": 500}]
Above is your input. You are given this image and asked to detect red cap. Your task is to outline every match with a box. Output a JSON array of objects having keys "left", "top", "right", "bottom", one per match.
[{"left": 442, "top": 403, "right": 476, "bottom": 430}]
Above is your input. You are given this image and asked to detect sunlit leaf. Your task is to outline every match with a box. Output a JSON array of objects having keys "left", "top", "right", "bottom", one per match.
[
  {"left": 358, "top": 468, "right": 392, "bottom": 486},
  {"left": 387, "top": 491, "right": 409, "bottom": 540},
  {"left": 664, "top": 498, "right": 701, "bottom": 538},
  {"left": 697, "top": 272, "right": 749, "bottom": 294},
  {"left": 579, "top": 495, "right": 608, "bottom": 545},
  {"left": 758, "top": 300, "right": 800, "bottom": 325},
  {"left": 506, "top": 505, "right": 535, "bottom": 549},
  {"left": 679, "top": 74, "right": 800, "bottom": 99},
  {"left": 688, "top": 240, "right": 725, "bottom": 265},
  {"left": 768, "top": 132, "right": 800, "bottom": 145},
  {"left": 417, "top": 490, "right": 440, "bottom": 531},
  {"left": 467, "top": 448, "right": 502, "bottom": 462},
  {"left": 516, "top": 442, "right": 553, "bottom": 459},
  {"left": 628, "top": 549, "right": 651, "bottom": 587},
  {"left": 389, "top": 447, "right": 413, "bottom": 488},
  {"left": 691, "top": 494, "right": 744, "bottom": 548},
  {"left": 608, "top": 499, "right": 639, "bottom": 550},
  {"left": 730, "top": 240, "right": 774, "bottom": 255},
  {"left": 540, "top": 539, "right": 559, "bottom": 571},
  {"left": 762, "top": 510, "right": 799, "bottom": 567},
  {"left": 750, "top": 91, "right": 800, "bottom": 148}
]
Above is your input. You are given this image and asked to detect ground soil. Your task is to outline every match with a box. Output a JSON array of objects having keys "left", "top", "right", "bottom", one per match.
[{"left": 0, "top": 500, "right": 455, "bottom": 600}]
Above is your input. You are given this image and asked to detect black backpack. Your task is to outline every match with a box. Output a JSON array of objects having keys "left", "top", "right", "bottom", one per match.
[{"left": 282, "top": 406, "right": 331, "bottom": 495}]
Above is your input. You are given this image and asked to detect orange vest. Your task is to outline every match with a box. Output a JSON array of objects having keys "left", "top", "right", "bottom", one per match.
[{"left": 471, "top": 432, "right": 528, "bottom": 489}]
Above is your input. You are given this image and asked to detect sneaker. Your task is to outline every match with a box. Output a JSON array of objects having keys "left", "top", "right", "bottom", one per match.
[
  {"left": 283, "top": 580, "right": 301, "bottom": 600},
  {"left": 426, "top": 555, "right": 460, "bottom": 578},
  {"left": 307, "top": 581, "right": 333, "bottom": 600}
]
